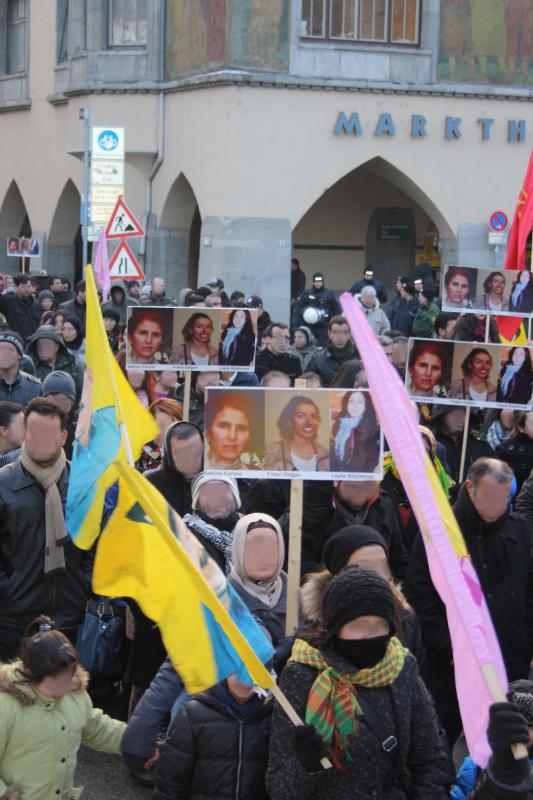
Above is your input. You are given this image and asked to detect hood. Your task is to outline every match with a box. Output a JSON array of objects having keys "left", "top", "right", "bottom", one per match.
[
  {"left": 0, "top": 661, "right": 89, "bottom": 706},
  {"left": 26, "top": 325, "right": 71, "bottom": 360},
  {"left": 301, "top": 569, "right": 331, "bottom": 626},
  {"left": 163, "top": 420, "right": 204, "bottom": 478},
  {"left": 354, "top": 293, "right": 380, "bottom": 310},
  {"left": 110, "top": 280, "right": 127, "bottom": 299}
]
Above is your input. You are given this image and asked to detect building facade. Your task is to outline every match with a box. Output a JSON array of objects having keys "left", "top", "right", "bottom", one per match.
[{"left": 0, "top": 0, "right": 532, "bottom": 321}]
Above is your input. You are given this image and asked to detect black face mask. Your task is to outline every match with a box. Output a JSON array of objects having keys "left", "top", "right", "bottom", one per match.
[
  {"left": 196, "top": 510, "right": 239, "bottom": 532},
  {"left": 332, "top": 634, "right": 391, "bottom": 669}
]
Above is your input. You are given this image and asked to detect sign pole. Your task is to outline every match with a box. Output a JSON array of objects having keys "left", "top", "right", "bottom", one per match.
[
  {"left": 458, "top": 406, "right": 471, "bottom": 484},
  {"left": 485, "top": 315, "right": 490, "bottom": 343},
  {"left": 182, "top": 372, "right": 192, "bottom": 422},
  {"left": 80, "top": 107, "right": 90, "bottom": 268},
  {"left": 285, "top": 377, "right": 306, "bottom": 636}
]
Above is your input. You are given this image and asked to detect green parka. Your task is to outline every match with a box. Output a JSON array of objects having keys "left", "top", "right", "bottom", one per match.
[{"left": 0, "top": 662, "right": 126, "bottom": 800}]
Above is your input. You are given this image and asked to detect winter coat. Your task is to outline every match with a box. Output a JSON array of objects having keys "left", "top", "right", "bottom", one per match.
[
  {"left": 0, "top": 661, "right": 125, "bottom": 800},
  {"left": 58, "top": 298, "right": 86, "bottom": 334},
  {"left": 496, "top": 433, "right": 533, "bottom": 492},
  {"left": 100, "top": 280, "right": 138, "bottom": 325},
  {"left": 153, "top": 689, "right": 272, "bottom": 800},
  {"left": 391, "top": 297, "right": 420, "bottom": 337},
  {"left": 0, "top": 370, "right": 41, "bottom": 405},
  {"left": 141, "top": 292, "right": 175, "bottom": 306},
  {"left": 291, "top": 267, "right": 306, "bottom": 302},
  {"left": 353, "top": 294, "right": 390, "bottom": 336},
  {"left": 350, "top": 278, "right": 388, "bottom": 304},
  {"left": 451, "top": 754, "right": 533, "bottom": 800},
  {"left": 292, "top": 287, "right": 341, "bottom": 331},
  {"left": 515, "top": 470, "right": 533, "bottom": 527},
  {"left": 412, "top": 302, "right": 440, "bottom": 338},
  {"left": 254, "top": 349, "right": 302, "bottom": 384},
  {"left": 287, "top": 344, "right": 316, "bottom": 371},
  {"left": 25, "top": 327, "right": 83, "bottom": 401},
  {"left": 144, "top": 422, "right": 203, "bottom": 517},
  {"left": 305, "top": 342, "right": 358, "bottom": 387},
  {"left": 266, "top": 649, "right": 451, "bottom": 800},
  {"left": 0, "top": 460, "right": 92, "bottom": 633},
  {"left": 405, "top": 487, "right": 533, "bottom": 685},
  {"left": 0, "top": 293, "right": 38, "bottom": 341},
  {"left": 433, "top": 428, "right": 493, "bottom": 483}
]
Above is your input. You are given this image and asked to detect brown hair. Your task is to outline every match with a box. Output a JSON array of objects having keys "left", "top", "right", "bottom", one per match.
[
  {"left": 149, "top": 397, "right": 183, "bottom": 421},
  {"left": 19, "top": 615, "right": 78, "bottom": 682}
]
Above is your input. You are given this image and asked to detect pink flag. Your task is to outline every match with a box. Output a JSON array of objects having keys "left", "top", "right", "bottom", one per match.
[
  {"left": 93, "top": 229, "right": 110, "bottom": 302},
  {"left": 340, "top": 292, "right": 508, "bottom": 767}
]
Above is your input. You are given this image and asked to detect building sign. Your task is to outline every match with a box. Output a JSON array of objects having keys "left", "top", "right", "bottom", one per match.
[
  {"left": 377, "top": 223, "right": 411, "bottom": 241},
  {"left": 334, "top": 112, "right": 527, "bottom": 142},
  {"left": 89, "top": 127, "right": 125, "bottom": 241}
]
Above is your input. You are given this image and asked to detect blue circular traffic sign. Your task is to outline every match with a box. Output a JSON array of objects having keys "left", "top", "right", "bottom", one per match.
[{"left": 489, "top": 210, "right": 508, "bottom": 232}]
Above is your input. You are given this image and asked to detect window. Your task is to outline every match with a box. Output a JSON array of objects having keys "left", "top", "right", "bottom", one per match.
[
  {"left": 6, "top": 0, "right": 27, "bottom": 74},
  {"left": 57, "top": 0, "right": 69, "bottom": 64},
  {"left": 108, "top": 0, "right": 148, "bottom": 47},
  {"left": 301, "top": 0, "right": 420, "bottom": 45}
]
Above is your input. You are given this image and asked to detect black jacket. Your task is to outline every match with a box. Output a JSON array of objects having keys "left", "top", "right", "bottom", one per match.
[
  {"left": 58, "top": 298, "right": 86, "bottom": 334},
  {"left": 0, "top": 293, "right": 38, "bottom": 341},
  {"left": 267, "top": 650, "right": 451, "bottom": 800},
  {"left": 0, "top": 370, "right": 42, "bottom": 405},
  {"left": 153, "top": 690, "right": 272, "bottom": 800},
  {"left": 0, "top": 460, "right": 91, "bottom": 630},
  {"left": 305, "top": 342, "right": 358, "bottom": 387},
  {"left": 495, "top": 433, "right": 533, "bottom": 492},
  {"left": 254, "top": 349, "right": 302, "bottom": 384},
  {"left": 391, "top": 297, "right": 419, "bottom": 337},
  {"left": 433, "top": 428, "right": 493, "bottom": 483},
  {"left": 291, "top": 267, "right": 306, "bottom": 302},
  {"left": 350, "top": 277, "right": 388, "bottom": 304},
  {"left": 405, "top": 488, "right": 533, "bottom": 683},
  {"left": 515, "top": 470, "right": 533, "bottom": 529}
]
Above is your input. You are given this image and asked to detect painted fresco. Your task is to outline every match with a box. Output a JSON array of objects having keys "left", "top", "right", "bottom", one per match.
[
  {"left": 438, "top": 1, "right": 533, "bottom": 85},
  {"left": 229, "top": 0, "right": 289, "bottom": 71}
]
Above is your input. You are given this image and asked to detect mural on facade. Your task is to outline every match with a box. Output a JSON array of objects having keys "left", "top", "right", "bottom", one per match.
[
  {"left": 165, "top": 0, "right": 289, "bottom": 79},
  {"left": 438, "top": 0, "right": 533, "bottom": 85}
]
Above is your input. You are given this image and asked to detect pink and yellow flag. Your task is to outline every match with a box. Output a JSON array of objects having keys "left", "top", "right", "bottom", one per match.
[{"left": 340, "top": 292, "right": 508, "bottom": 767}]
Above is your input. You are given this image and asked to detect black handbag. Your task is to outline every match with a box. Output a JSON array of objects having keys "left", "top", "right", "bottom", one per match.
[{"left": 76, "top": 597, "right": 123, "bottom": 675}]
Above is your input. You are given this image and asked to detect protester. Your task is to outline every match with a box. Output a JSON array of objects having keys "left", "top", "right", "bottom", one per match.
[
  {"left": 264, "top": 395, "right": 329, "bottom": 472},
  {"left": 353, "top": 285, "right": 390, "bottom": 335},
  {"left": 434, "top": 312, "right": 459, "bottom": 340},
  {"left": 406, "top": 458, "right": 533, "bottom": 746},
  {"left": 287, "top": 325, "right": 316, "bottom": 370},
  {"left": 0, "top": 615, "right": 126, "bottom": 799},
  {"left": 413, "top": 288, "right": 440, "bottom": 338},
  {"left": 305, "top": 316, "right": 358, "bottom": 387},
  {"left": 246, "top": 295, "right": 271, "bottom": 339},
  {"left": 261, "top": 370, "right": 291, "bottom": 388},
  {"left": 386, "top": 276, "right": 408, "bottom": 323},
  {"left": 177, "top": 370, "right": 221, "bottom": 431},
  {"left": 495, "top": 411, "right": 533, "bottom": 491},
  {"left": 25, "top": 325, "right": 83, "bottom": 401},
  {"left": 254, "top": 322, "right": 302, "bottom": 384},
  {"left": 41, "top": 370, "right": 78, "bottom": 460},
  {"left": 291, "top": 257, "right": 306, "bottom": 305},
  {"left": 154, "top": 370, "right": 178, "bottom": 399},
  {"left": 0, "top": 330, "right": 42, "bottom": 404},
  {"left": 292, "top": 273, "right": 341, "bottom": 346},
  {"left": 49, "top": 275, "right": 71, "bottom": 304},
  {"left": 59, "top": 279, "right": 87, "bottom": 333},
  {"left": 51, "top": 308, "right": 68, "bottom": 335},
  {"left": 141, "top": 277, "right": 174, "bottom": 306},
  {"left": 0, "top": 274, "right": 38, "bottom": 341},
  {"left": 350, "top": 266, "right": 388, "bottom": 304},
  {"left": 0, "top": 399, "right": 91, "bottom": 662},
  {"left": 484, "top": 408, "right": 514, "bottom": 450},
  {"left": 138, "top": 397, "right": 183, "bottom": 473},
  {"left": 101, "top": 279, "right": 138, "bottom": 325},
  {"left": 431, "top": 405, "right": 493, "bottom": 482},
  {"left": 390, "top": 279, "right": 419, "bottom": 336},
  {"left": 183, "top": 473, "right": 242, "bottom": 574},
  {"left": 267, "top": 567, "right": 451, "bottom": 799},
  {"left": 330, "top": 358, "right": 364, "bottom": 389},
  {"left": 0, "top": 400, "right": 24, "bottom": 467},
  {"left": 32, "top": 289, "right": 56, "bottom": 325},
  {"left": 145, "top": 421, "right": 204, "bottom": 515},
  {"left": 61, "top": 314, "right": 86, "bottom": 369}
]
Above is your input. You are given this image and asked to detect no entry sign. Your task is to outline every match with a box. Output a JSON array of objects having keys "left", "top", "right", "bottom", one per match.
[{"left": 489, "top": 210, "right": 508, "bottom": 232}]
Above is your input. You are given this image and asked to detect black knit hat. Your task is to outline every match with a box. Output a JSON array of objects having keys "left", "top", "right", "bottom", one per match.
[
  {"left": 509, "top": 680, "right": 533, "bottom": 725},
  {"left": 321, "top": 566, "right": 395, "bottom": 635},
  {"left": 323, "top": 525, "right": 389, "bottom": 576}
]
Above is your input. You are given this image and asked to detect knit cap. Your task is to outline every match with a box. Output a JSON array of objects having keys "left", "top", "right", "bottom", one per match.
[
  {"left": 191, "top": 472, "right": 241, "bottom": 512},
  {"left": 295, "top": 326, "right": 313, "bottom": 347},
  {"left": 321, "top": 566, "right": 395, "bottom": 634},
  {"left": 0, "top": 330, "right": 24, "bottom": 359},
  {"left": 509, "top": 680, "right": 533, "bottom": 725},
  {"left": 42, "top": 370, "right": 76, "bottom": 401},
  {"left": 323, "top": 525, "right": 389, "bottom": 576}
]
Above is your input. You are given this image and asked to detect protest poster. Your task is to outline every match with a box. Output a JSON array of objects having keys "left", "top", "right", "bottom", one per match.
[
  {"left": 441, "top": 265, "right": 533, "bottom": 316},
  {"left": 406, "top": 337, "right": 533, "bottom": 409},
  {"left": 6, "top": 236, "right": 40, "bottom": 257},
  {"left": 126, "top": 306, "right": 258, "bottom": 372},
  {"left": 203, "top": 386, "right": 383, "bottom": 481}
]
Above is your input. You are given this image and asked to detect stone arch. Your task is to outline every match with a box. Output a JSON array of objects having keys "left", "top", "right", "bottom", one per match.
[
  {"left": 159, "top": 173, "right": 200, "bottom": 230},
  {"left": 48, "top": 180, "right": 81, "bottom": 246},
  {"left": 0, "top": 181, "right": 32, "bottom": 273}
]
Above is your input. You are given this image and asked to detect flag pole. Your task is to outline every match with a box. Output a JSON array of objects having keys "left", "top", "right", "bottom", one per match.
[{"left": 120, "top": 422, "right": 135, "bottom": 467}]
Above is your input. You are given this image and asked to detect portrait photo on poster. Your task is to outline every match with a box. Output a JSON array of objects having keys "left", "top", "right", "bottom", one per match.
[
  {"left": 406, "top": 338, "right": 533, "bottom": 410},
  {"left": 203, "top": 386, "right": 383, "bottom": 481},
  {"left": 126, "top": 307, "right": 258, "bottom": 372},
  {"left": 441, "top": 265, "right": 533, "bottom": 317}
]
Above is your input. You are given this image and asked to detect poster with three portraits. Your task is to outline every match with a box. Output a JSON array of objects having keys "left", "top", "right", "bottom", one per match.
[
  {"left": 126, "top": 306, "right": 259, "bottom": 371},
  {"left": 203, "top": 387, "right": 384, "bottom": 481},
  {"left": 441, "top": 265, "right": 533, "bottom": 316}
]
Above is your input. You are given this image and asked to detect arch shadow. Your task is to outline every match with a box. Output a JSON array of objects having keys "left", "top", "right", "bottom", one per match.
[
  {"left": 0, "top": 181, "right": 31, "bottom": 238},
  {"left": 48, "top": 180, "right": 81, "bottom": 246}
]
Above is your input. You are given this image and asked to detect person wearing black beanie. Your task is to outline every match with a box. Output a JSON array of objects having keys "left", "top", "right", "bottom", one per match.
[
  {"left": 267, "top": 566, "right": 452, "bottom": 797},
  {"left": 322, "top": 524, "right": 389, "bottom": 577}
]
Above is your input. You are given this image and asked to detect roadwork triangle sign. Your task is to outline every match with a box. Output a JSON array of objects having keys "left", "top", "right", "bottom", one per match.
[
  {"left": 108, "top": 240, "right": 145, "bottom": 280},
  {"left": 105, "top": 197, "right": 144, "bottom": 239}
]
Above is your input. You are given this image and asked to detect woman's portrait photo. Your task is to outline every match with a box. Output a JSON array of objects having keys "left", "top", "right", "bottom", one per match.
[
  {"left": 509, "top": 270, "right": 533, "bottom": 314},
  {"left": 218, "top": 308, "right": 257, "bottom": 368},
  {"left": 204, "top": 389, "right": 263, "bottom": 470},
  {"left": 450, "top": 346, "right": 498, "bottom": 403},
  {"left": 474, "top": 270, "right": 509, "bottom": 313},
  {"left": 406, "top": 340, "right": 453, "bottom": 399},
  {"left": 441, "top": 266, "right": 476, "bottom": 310},
  {"left": 126, "top": 307, "right": 173, "bottom": 368},
  {"left": 264, "top": 391, "right": 330, "bottom": 473},
  {"left": 173, "top": 310, "right": 219, "bottom": 368},
  {"left": 497, "top": 346, "right": 533, "bottom": 406},
  {"left": 329, "top": 390, "right": 381, "bottom": 475}
]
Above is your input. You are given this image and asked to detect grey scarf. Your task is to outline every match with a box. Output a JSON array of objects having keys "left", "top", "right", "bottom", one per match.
[
  {"left": 19, "top": 444, "right": 67, "bottom": 574},
  {"left": 183, "top": 513, "right": 235, "bottom": 575}
]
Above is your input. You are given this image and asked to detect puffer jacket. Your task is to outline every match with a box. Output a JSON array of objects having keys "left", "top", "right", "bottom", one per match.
[
  {"left": 0, "top": 661, "right": 125, "bottom": 800},
  {"left": 267, "top": 648, "right": 452, "bottom": 800},
  {"left": 153, "top": 688, "right": 272, "bottom": 800},
  {"left": 25, "top": 326, "right": 83, "bottom": 401}
]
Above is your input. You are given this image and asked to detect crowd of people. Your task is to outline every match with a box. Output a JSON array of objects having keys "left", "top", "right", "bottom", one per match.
[{"left": 0, "top": 263, "right": 533, "bottom": 799}]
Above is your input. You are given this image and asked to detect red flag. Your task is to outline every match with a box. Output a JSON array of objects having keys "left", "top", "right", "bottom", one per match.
[
  {"left": 497, "top": 148, "right": 533, "bottom": 339},
  {"left": 504, "top": 148, "right": 533, "bottom": 271}
]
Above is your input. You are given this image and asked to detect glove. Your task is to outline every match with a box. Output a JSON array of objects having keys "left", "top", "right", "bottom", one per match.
[
  {"left": 487, "top": 702, "right": 530, "bottom": 786},
  {"left": 1, "top": 787, "right": 21, "bottom": 800},
  {"left": 292, "top": 724, "right": 328, "bottom": 773}
]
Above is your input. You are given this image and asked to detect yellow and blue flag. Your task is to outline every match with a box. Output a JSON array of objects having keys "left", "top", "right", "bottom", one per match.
[
  {"left": 66, "top": 266, "right": 158, "bottom": 549},
  {"left": 93, "top": 461, "right": 274, "bottom": 693}
]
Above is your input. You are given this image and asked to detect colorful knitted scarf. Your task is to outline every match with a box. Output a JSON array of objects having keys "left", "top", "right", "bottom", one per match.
[
  {"left": 383, "top": 451, "right": 454, "bottom": 498},
  {"left": 289, "top": 636, "right": 407, "bottom": 768}
]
